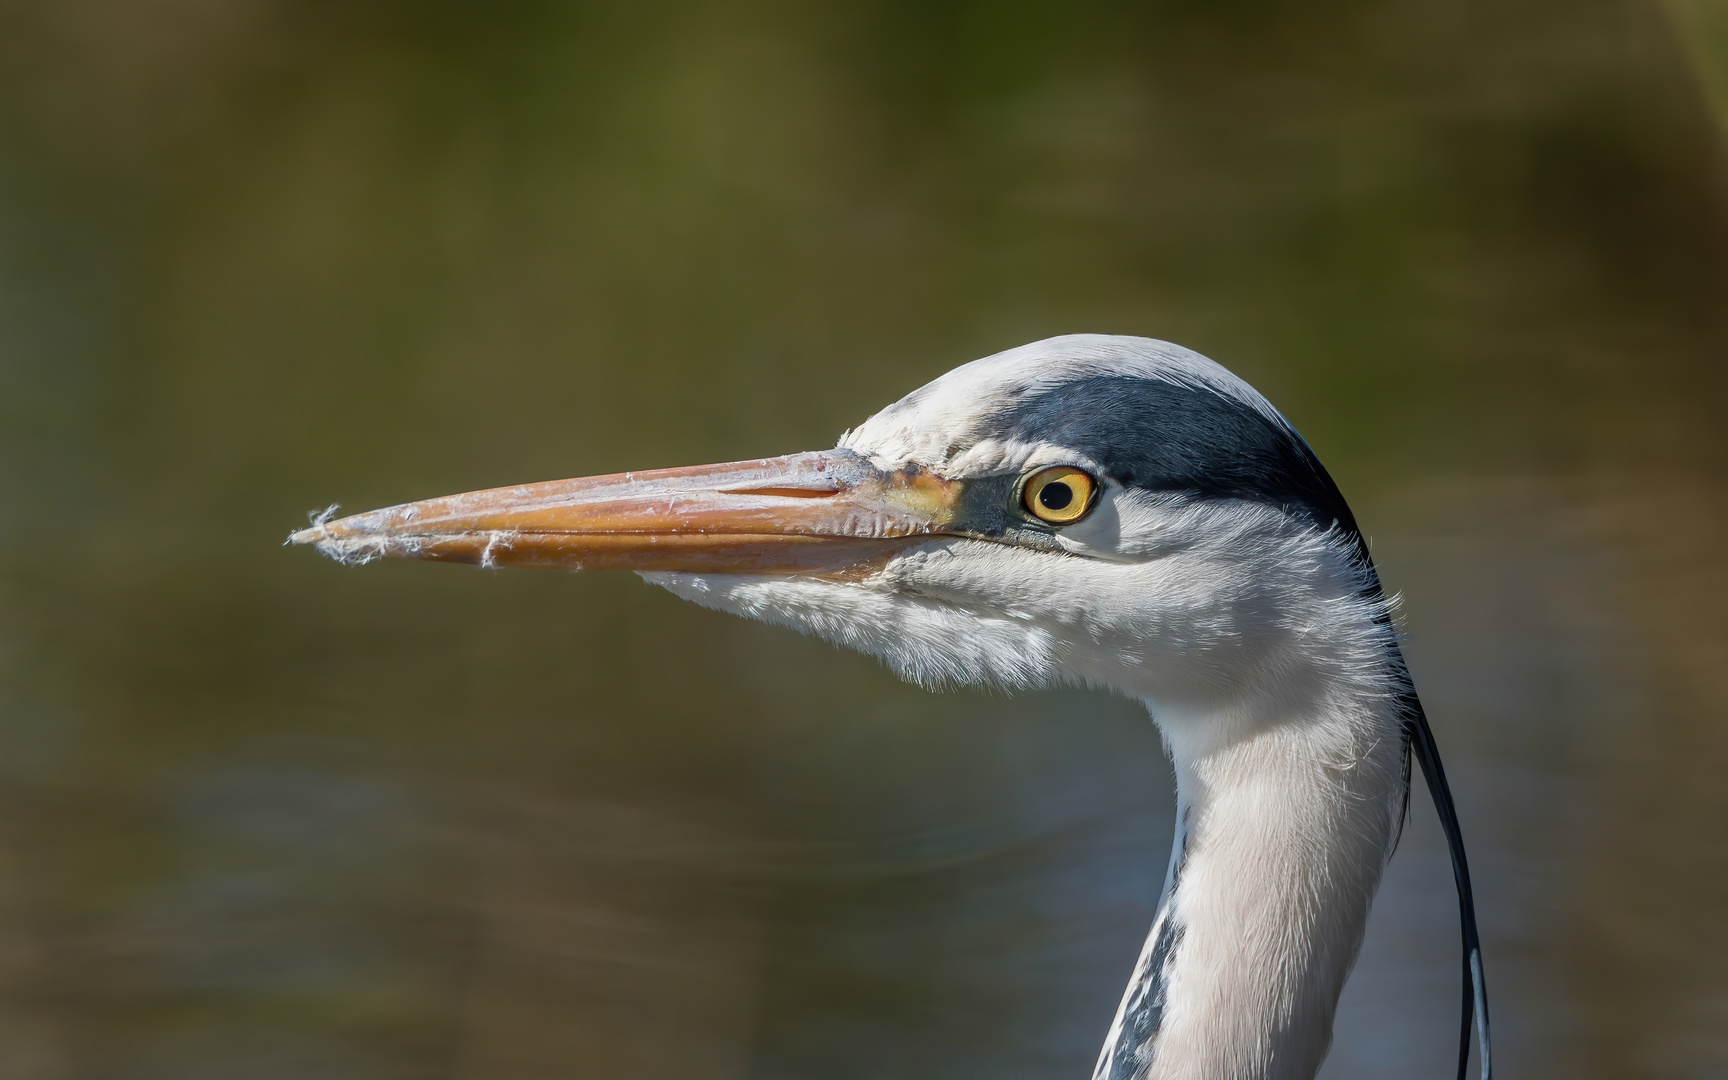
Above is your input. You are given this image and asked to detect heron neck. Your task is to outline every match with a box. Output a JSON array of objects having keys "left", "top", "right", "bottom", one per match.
[{"left": 1096, "top": 675, "right": 1409, "bottom": 1080}]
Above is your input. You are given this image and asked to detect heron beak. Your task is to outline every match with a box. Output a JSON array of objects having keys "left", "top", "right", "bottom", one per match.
[{"left": 287, "top": 449, "right": 962, "bottom": 575}]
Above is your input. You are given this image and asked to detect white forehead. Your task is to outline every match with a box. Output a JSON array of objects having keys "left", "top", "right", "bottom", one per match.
[{"left": 837, "top": 334, "right": 1283, "bottom": 471}]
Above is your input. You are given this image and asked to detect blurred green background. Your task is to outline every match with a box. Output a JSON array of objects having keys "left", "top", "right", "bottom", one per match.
[{"left": 1, "top": 1, "right": 1725, "bottom": 1077}]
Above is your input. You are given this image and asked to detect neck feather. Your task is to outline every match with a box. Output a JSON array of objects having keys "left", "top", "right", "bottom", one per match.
[{"left": 1094, "top": 646, "right": 1410, "bottom": 1080}]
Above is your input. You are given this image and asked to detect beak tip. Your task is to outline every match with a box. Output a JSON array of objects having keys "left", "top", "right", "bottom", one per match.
[
  {"left": 287, "top": 517, "right": 392, "bottom": 567},
  {"left": 287, "top": 505, "right": 347, "bottom": 547}
]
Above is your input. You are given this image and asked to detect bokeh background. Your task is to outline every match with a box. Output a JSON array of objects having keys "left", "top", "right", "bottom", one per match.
[{"left": 1, "top": 2, "right": 1726, "bottom": 1077}]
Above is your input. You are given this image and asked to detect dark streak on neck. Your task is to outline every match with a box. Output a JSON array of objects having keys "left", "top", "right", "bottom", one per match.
[{"left": 1098, "top": 805, "right": 1192, "bottom": 1080}]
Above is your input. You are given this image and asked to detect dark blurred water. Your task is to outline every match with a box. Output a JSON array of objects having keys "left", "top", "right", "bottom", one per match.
[{"left": 1, "top": 2, "right": 1725, "bottom": 1078}]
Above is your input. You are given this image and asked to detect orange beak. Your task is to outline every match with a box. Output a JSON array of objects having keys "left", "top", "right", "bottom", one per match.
[{"left": 288, "top": 449, "right": 966, "bottom": 575}]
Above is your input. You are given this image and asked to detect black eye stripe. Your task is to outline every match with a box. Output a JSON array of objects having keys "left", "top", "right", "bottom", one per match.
[{"left": 988, "top": 373, "right": 1360, "bottom": 545}]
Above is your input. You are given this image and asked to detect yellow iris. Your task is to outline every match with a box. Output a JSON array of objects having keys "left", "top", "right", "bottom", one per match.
[{"left": 1022, "top": 466, "right": 1096, "bottom": 525}]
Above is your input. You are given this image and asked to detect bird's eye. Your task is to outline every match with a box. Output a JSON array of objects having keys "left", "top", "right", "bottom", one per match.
[{"left": 1022, "top": 466, "right": 1096, "bottom": 525}]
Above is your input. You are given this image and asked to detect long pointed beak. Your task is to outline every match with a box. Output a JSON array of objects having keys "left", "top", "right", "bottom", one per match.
[{"left": 288, "top": 449, "right": 964, "bottom": 575}]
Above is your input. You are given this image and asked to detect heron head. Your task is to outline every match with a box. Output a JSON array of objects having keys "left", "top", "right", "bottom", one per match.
[{"left": 293, "top": 335, "right": 1380, "bottom": 721}]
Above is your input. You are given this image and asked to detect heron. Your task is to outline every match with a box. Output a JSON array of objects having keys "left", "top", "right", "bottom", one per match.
[{"left": 291, "top": 334, "right": 1489, "bottom": 1080}]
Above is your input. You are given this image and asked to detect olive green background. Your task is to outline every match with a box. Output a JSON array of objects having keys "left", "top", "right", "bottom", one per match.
[{"left": 1, "top": 2, "right": 1725, "bottom": 1077}]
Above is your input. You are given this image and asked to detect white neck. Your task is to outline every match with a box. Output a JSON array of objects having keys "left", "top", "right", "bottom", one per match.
[{"left": 1094, "top": 663, "right": 1409, "bottom": 1080}]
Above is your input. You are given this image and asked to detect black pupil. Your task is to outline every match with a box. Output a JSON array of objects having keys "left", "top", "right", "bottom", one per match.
[{"left": 1039, "top": 481, "right": 1074, "bottom": 511}]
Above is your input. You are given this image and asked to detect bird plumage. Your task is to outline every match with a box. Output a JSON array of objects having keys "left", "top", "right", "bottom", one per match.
[{"left": 650, "top": 337, "right": 1410, "bottom": 1078}]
